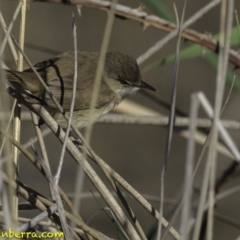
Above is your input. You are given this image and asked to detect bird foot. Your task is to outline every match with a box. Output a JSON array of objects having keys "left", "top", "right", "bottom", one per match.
[{"left": 68, "top": 131, "right": 83, "bottom": 147}]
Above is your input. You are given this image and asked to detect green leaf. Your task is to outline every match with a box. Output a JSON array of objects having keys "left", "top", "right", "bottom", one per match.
[
  {"left": 213, "top": 24, "right": 240, "bottom": 46},
  {"left": 142, "top": 44, "right": 202, "bottom": 73},
  {"left": 145, "top": 25, "right": 240, "bottom": 71},
  {"left": 143, "top": 25, "right": 240, "bottom": 91}
]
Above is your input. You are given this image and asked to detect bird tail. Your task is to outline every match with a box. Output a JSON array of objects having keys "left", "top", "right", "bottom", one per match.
[{"left": 5, "top": 69, "right": 41, "bottom": 93}]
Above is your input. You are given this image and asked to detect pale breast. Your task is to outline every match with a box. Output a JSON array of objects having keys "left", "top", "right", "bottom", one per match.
[{"left": 51, "top": 101, "right": 116, "bottom": 129}]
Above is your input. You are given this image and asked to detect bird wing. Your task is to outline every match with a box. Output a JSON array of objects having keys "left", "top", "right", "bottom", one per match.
[
  {"left": 40, "top": 51, "right": 117, "bottom": 110},
  {"left": 7, "top": 51, "right": 117, "bottom": 110},
  {"left": 44, "top": 74, "right": 117, "bottom": 110}
]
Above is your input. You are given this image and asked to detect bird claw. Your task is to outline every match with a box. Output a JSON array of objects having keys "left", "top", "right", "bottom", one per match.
[
  {"left": 68, "top": 131, "right": 83, "bottom": 147},
  {"left": 72, "top": 138, "right": 82, "bottom": 147}
]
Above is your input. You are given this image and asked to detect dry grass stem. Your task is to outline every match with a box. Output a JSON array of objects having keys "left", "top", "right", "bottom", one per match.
[
  {"left": 0, "top": 127, "right": 109, "bottom": 240},
  {"left": 158, "top": 3, "right": 185, "bottom": 238},
  {"left": 2, "top": 111, "right": 240, "bottom": 130},
  {"left": 162, "top": 69, "right": 236, "bottom": 240},
  {"left": 31, "top": 146, "right": 70, "bottom": 239},
  {"left": 12, "top": 0, "right": 27, "bottom": 223},
  {"left": 19, "top": 101, "right": 141, "bottom": 239},
  {"left": 31, "top": 113, "right": 54, "bottom": 198},
  {"left": 206, "top": 2, "right": 234, "bottom": 239},
  {"left": 55, "top": 13, "right": 78, "bottom": 186},
  {"left": 198, "top": 93, "right": 240, "bottom": 161},
  {"left": 0, "top": 12, "right": 18, "bottom": 64},
  {"left": 180, "top": 94, "right": 199, "bottom": 240},
  {"left": 0, "top": 2, "right": 22, "bottom": 56},
  {"left": 0, "top": 62, "right": 13, "bottom": 229}
]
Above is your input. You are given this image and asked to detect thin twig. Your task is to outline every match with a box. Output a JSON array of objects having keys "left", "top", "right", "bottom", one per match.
[
  {"left": 206, "top": 2, "right": 234, "bottom": 238},
  {"left": 84, "top": 0, "right": 117, "bottom": 144},
  {"left": 0, "top": 61, "right": 13, "bottom": 230},
  {"left": 158, "top": 3, "right": 184, "bottom": 238},
  {"left": 2, "top": 112, "right": 240, "bottom": 130},
  {"left": 31, "top": 113, "right": 54, "bottom": 198},
  {"left": 76, "top": 144, "right": 180, "bottom": 239},
  {"left": 0, "top": 4, "right": 22, "bottom": 230},
  {"left": 19, "top": 101, "right": 141, "bottom": 239},
  {"left": 0, "top": 119, "right": 180, "bottom": 240},
  {"left": 18, "top": 204, "right": 58, "bottom": 232},
  {"left": 0, "top": 127, "right": 108, "bottom": 240},
  {"left": 55, "top": 13, "right": 78, "bottom": 185},
  {"left": 215, "top": 161, "right": 239, "bottom": 194},
  {"left": 13, "top": 0, "right": 27, "bottom": 224},
  {"left": 162, "top": 71, "right": 236, "bottom": 240},
  {"left": 198, "top": 93, "right": 240, "bottom": 161},
  {"left": 0, "top": 101, "right": 16, "bottom": 156},
  {"left": 180, "top": 93, "right": 199, "bottom": 240},
  {"left": 31, "top": 146, "right": 70, "bottom": 239},
  {"left": 0, "top": 2, "right": 22, "bottom": 55},
  {"left": 214, "top": 212, "right": 240, "bottom": 230},
  {"left": 0, "top": 12, "right": 18, "bottom": 64}
]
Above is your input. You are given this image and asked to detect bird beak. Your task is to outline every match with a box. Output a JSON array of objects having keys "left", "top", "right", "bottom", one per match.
[{"left": 140, "top": 80, "right": 158, "bottom": 92}]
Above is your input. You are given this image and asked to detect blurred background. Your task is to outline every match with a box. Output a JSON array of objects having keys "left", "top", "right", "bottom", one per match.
[{"left": 1, "top": 0, "right": 240, "bottom": 239}]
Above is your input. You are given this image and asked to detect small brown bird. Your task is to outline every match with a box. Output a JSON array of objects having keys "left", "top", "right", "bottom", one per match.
[{"left": 6, "top": 51, "right": 157, "bottom": 128}]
